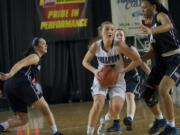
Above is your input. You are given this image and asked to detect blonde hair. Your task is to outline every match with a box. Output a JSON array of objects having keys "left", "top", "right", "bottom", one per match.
[{"left": 100, "top": 21, "right": 113, "bottom": 29}]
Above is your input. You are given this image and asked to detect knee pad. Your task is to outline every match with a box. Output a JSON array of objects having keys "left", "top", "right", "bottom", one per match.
[{"left": 141, "top": 85, "right": 159, "bottom": 107}]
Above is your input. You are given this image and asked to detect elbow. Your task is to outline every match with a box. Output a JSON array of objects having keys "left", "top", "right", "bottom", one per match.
[
  {"left": 82, "top": 60, "right": 85, "bottom": 68},
  {"left": 166, "top": 23, "right": 173, "bottom": 31},
  {"left": 169, "top": 24, "right": 173, "bottom": 31},
  {"left": 82, "top": 59, "right": 87, "bottom": 68}
]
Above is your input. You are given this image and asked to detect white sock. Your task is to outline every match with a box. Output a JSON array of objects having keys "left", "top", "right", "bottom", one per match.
[
  {"left": 0, "top": 122, "right": 9, "bottom": 130},
  {"left": 105, "top": 114, "right": 110, "bottom": 121},
  {"left": 127, "top": 114, "right": 134, "bottom": 120},
  {"left": 50, "top": 125, "right": 58, "bottom": 134},
  {"left": 167, "top": 120, "right": 175, "bottom": 127},
  {"left": 87, "top": 126, "right": 94, "bottom": 135},
  {"left": 156, "top": 113, "right": 163, "bottom": 120}
]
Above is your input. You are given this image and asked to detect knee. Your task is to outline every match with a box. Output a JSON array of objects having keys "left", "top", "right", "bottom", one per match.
[
  {"left": 126, "top": 92, "right": 135, "bottom": 100},
  {"left": 159, "top": 87, "right": 165, "bottom": 97},
  {"left": 159, "top": 86, "right": 170, "bottom": 97},
  {"left": 159, "top": 76, "right": 175, "bottom": 97},
  {"left": 92, "top": 100, "right": 104, "bottom": 112},
  {"left": 142, "top": 85, "right": 159, "bottom": 107},
  {"left": 111, "top": 103, "right": 121, "bottom": 113}
]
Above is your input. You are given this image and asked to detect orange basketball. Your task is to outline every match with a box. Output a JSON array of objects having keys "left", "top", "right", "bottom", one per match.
[{"left": 97, "top": 66, "right": 119, "bottom": 87}]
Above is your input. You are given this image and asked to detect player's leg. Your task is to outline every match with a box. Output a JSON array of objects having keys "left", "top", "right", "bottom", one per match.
[
  {"left": 158, "top": 55, "right": 179, "bottom": 135},
  {"left": 87, "top": 79, "right": 107, "bottom": 135},
  {"left": 0, "top": 88, "right": 29, "bottom": 132},
  {"left": 32, "top": 97, "right": 63, "bottom": 135},
  {"left": 97, "top": 79, "right": 125, "bottom": 135},
  {"left": 141, "top": 66, "right": 167, "bottom": 134}
]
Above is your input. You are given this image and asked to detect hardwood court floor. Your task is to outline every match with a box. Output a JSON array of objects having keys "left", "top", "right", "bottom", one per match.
[{"left": 0, "top": 100, "right": 180, "bottom": 135}]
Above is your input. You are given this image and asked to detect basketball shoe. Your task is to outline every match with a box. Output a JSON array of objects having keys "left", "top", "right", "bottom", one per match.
[
  {"left": 159, "top": 125, "right": 178, "bottom": 135},
  {"left": 123, "top": 117, "right": 133, "bottom": 131},
  {"left": 148, "top": 118, "right": 166, "bottom": 134},
  {"left": 107, "top": 120, "right": 122, "bottom": 132}
]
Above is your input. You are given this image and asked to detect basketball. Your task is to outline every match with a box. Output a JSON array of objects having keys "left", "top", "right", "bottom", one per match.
[{"left": 97, "top": 66, "right": 119, "bottom": 87}]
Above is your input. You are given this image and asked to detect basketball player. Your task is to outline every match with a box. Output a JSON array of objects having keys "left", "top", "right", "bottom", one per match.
[
  {"left": 141, "top": 0, "right": 180, "bottom": 134},
  {"left": 82, "top": 21, "right": 142, "bottom": 135},
  {"left": 0, "top": 38, "right": 63, "bottom": 135},
  {"left": 106, "top": 29, "right": 151, "bottom": 132}
]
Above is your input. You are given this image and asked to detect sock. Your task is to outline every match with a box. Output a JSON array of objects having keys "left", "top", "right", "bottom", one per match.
[
  {"left": 87, "top": 126, "right": 94, "bottom": 135},
  {"left": 116, "top": 114, "right": 120, "bottom": 119},
  {"left": 167, "top": 120, "right": 175, "bottom": 127},
  {"left": 0, "top": 122, "right": 9, "bottom": 130},
  {"left": 156, "top": 113, "right": 163, "bottom": 120},
  {"left": 127, "top": 114, "right": 134, "bottom": 120},
  {"left": 50, "top": 125, "right": 58, "bottom": 134},
  {"left": 105, "top": 114, "right": 110, "bottom": 121}
]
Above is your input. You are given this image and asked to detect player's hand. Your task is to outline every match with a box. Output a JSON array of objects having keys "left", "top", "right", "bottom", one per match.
[
  {"left": 118, "top": 68, "right": 125, "bottom": 74},
  {"left": 94, "top": 68, "right": 102, "bottom": 81},
  {"left": 141, "top": 24, "right": 152, "bottom": 35}
]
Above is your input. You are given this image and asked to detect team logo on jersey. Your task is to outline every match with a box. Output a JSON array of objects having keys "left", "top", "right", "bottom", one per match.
[{"left": 97, "top": 55, "right": 120, "bottom": 64}]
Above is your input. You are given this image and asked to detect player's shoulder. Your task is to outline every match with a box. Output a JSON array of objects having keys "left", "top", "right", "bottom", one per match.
[{"left": 88, "top": 39, "right": 101, "bottom": 54}]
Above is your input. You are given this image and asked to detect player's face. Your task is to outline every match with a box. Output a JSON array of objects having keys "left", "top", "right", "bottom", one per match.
[
  {"left": 141, "top": 1, "right": 154, "bottom": 18},
  {"left": 115, "top": 30, "right": 125, "bottom": 41},
  {"left": 101, "top": 24, "right": 115, "bottom": 41},
  {"left": 38, "top": 38, "right": 48, "bottom": 54}
]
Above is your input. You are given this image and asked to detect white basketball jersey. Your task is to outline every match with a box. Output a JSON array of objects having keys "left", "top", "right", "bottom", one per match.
[{"left": 95, "top": 39, "right": 124, "bottom": 70}]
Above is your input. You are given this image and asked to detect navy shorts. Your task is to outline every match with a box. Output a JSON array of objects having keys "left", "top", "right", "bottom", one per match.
[
  {"left": 147, "top": 54, "right": 180, "bottom": 87},
  {"left": 125, "top": 73, "right": 141, "bottom": 94},
  {"left": 4, "top": 78, "right": 42, "bottom": 113}
]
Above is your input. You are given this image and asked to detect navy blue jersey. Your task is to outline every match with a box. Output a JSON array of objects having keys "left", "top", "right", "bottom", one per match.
[
  {"left": 3, "top": 47, "right": 43, "bottom": 112},
  {"left": 150, "top": 13, "right": 180, "bottom": 55},
  {"left": 13, "top": 47, "right": 41, "bottom": 83}
]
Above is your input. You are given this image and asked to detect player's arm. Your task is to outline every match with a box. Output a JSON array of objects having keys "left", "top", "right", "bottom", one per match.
[
  {"left": 130, "top": 46, "right": 151, "bottom": 75},
  {"left": 141, "top": 46, "right": 154, "bottom": 61},
  {"left": 0, "top": 54, "right": 40, "bottom": 80},
  {"left": 140, "top": 62, "right": 151, "bottom": 75},
  {"left": 82, "top": 43, "right": 100, "bottom": 77},
  {"left": 141, "top": 12, "right": 173, "bottom": 34},
  {"left": 118, "top": 41, "right": 142, "bottom": 73}
]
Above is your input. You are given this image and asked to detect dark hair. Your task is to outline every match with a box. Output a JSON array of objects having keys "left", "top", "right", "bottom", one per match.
[
  {"left": 144, "top": 0, "right": 169, "bottom": 15},
  {"left": 32, "top": 37, "right": 39, "bottom": 46},
  {"left": 16, "top": 37, "right": 41, "bottom": 61}
]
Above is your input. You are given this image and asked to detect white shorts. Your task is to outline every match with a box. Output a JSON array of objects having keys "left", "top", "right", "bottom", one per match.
[{"left": 91, "top": 77, "right": 126, "bottom": 99}]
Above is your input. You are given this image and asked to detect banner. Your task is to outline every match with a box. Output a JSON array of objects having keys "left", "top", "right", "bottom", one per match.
[
  {"left": 110, "top": 0, "right": 169, "bottom": 37},
  {"left": 111, "top": 0, "right": 143, "bottom": 37},
  {"left": 37, "top": 0, "right": 93, "bottom": 41}
]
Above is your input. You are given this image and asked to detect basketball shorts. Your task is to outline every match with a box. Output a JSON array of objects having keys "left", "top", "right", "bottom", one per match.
[
  {"left": 91, "top": 77, "right": 126, "bottom": 99},
  {"left": 125, "top": 73, "right": 141, "bottom": 94},
  {"left": 147, "top": 54, "right": 180, "bottom": 87},
  {"left": 4, "top": 78, "right": 43, "bottom": 113}
]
